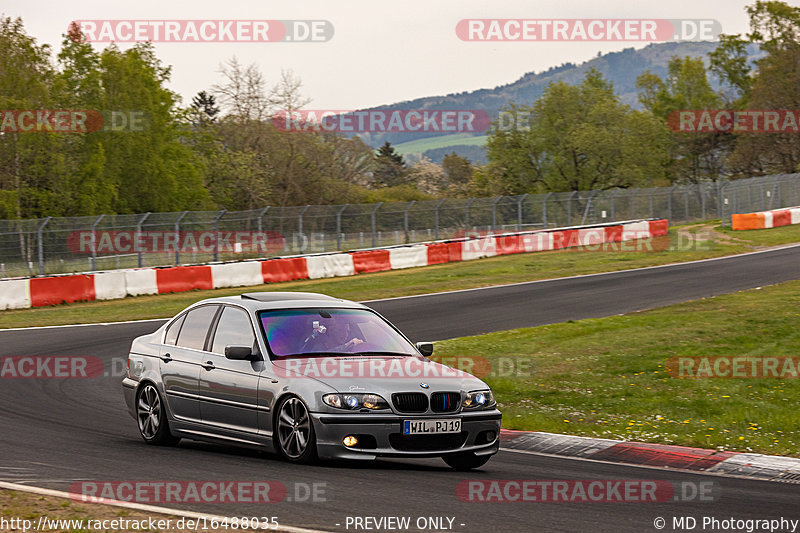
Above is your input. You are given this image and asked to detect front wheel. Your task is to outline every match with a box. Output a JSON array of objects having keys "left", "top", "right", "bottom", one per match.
[
  {"left": 136, "top": 383, "right": 180, "bottom": 446},
  {"left": 274, "top": 396, "right": 317, "bottom": 464},
  {"left": 443, "top": 452, "right": 492, "bottom": 471}
]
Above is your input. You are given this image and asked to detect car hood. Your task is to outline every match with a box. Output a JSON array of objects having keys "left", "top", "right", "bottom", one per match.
[{"left": 270, "top": 355, "right": 489, "bottom": 394}]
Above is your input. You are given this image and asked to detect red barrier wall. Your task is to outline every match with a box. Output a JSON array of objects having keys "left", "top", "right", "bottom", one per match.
[
  {"left": 351, "top": 250, "right": 392, "bottom": 274},
  {"left": 156, "top": 266, "right": 213, "bottom": 294},
  {"left": 261, "top": 257, "right": 309, "bottom": 283},
  {"left": 30, "top": 274, "right": 95, "bottom": 307}
]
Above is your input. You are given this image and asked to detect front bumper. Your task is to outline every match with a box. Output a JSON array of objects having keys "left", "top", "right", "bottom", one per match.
[{"left": 311, "top": 409, "right": 502, "bottom": 460}]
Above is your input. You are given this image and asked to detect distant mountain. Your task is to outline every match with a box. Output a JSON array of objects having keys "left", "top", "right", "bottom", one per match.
[{"left": 357, "top": 41, "right": 761, "bottom": 162}]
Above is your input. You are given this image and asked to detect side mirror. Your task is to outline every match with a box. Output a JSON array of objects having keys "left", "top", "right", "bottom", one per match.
[
  {"left": 416, "top": 342, "right": 434, "bottom": 357},
  {"left": 224, "top": 345, "right": 253, "bottom": 360}
]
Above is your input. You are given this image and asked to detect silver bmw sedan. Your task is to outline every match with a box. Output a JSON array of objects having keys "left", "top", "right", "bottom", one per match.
[{"left": 123, "top": 291, "right": 501, "bottom": 470}]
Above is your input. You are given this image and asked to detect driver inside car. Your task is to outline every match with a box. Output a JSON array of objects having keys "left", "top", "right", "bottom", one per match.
[{"left": 302, "top": 319, "right": 365, "bottom": 353}]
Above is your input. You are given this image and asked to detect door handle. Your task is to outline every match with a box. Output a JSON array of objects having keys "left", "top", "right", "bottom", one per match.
[
  {"left": 160, "top": 353, "right": 172, "bottom": 363},
  {"left": 202, "top": 361, "right": 215, "bottom": 370}
]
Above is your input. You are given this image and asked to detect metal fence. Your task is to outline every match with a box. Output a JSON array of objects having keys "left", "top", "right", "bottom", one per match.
[{"left": 1, "top": 173, "right": 798, "bottom": 278}]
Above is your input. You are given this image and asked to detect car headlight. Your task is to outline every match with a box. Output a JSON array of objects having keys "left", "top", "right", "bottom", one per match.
[
  {"left": 323, "top": 393, "right": 389, "bottom": 410},
  {"left": 463, "top": 390, "right": 495, "bottom": 409}
]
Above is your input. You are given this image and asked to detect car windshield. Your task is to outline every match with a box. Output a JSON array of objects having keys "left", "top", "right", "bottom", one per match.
[{"left": 259, "top": 308, "right": 418, "bottom": 358}]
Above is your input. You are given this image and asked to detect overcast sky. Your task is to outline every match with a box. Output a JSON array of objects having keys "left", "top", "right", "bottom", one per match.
[{"left": 5, "top": 1, "right": 756, "bottom": 110}]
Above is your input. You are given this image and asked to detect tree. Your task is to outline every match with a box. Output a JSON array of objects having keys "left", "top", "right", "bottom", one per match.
[
  {"left": 373, "top": 142, "right": 407, "bottom": 187},
  {"left": 637, "top": 56, "right": 729, "bottom": 183},
  {"left": 191, "top": 91, "right": 220, "bottom": 125},
  {"left": 212, "top": 56, "right": 269, "bottom": 121},
  {"left": 482, "top": 69, "right": 671, "bottom": 194}
]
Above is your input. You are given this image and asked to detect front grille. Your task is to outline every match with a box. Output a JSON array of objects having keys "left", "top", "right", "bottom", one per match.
[
  {"left": 431, "top": 392, "right": 461, "bottom": 413},
  {"left": 389, "top": 432, "right": 468, "bottom": 452},
  {"left": 392, "top": 392, "right": 428, "bottom": 413}
]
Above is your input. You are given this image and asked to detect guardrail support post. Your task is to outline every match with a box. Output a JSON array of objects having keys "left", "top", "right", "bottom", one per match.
[
  {"left": 542, "top": 192, "right": 552, "bottom": 228},
  {"left": 336, "top": 204, "right": 348, "bottom": 250},
  {"left": 136, "top": 212, "right": 151, "bottom": 268},
  {"left": 90, "top": 214, "right": 104, "bottom": 271},
  {"left": 434, "top": 199, "right": 445, "bottom": 240},
  {"left": 371, "top": 202, "right": 382, "bottom": 248},
  {"left": 36, "top": 217, "right": 51, "bottom": 276},
  {"left": 212, "top": 209, "right": 226, "bottom": 262},
  {"left": 174, "top": 211, "right": 188, "bottom": 265},
  {"left": 516, "top": 194, "right": 528, "bottom": 230},
  {"left": 403, "top": 201, "right": 415, "bottom": 244},
  {"left": 298, "top": 205, "right": 311, "bottom": 253}
]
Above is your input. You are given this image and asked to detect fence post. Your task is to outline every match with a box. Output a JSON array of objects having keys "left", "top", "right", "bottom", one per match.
[
  {"left": 90, "top": 214, "right": 104, "bottom": 271},
  {"left": 517, "top": 193, "right": 528, "bottom": 230},
  {"left": 36, "top": 217, "right": 51, "bottom": 276},
  {"left": 212, "top": 209, "right": 226, "bottom": 262},
  {"left": 403, "top": 201, "right": 415, "bottom": 243},
  {"left": 567, "top": 191, "right": 577, "bottom": 225},
  {"left": 434, "top": 199, "right": 445, "bottom": 240},
  {"left": 542, "top": 192, "right": 552, "bottom": 228},
  {"left": 336, "top": 204, "right": 348, "bottom": 250},
  {"left": 609, "top": 190, "right": 617, "bottom": 220},
  {"left": 371, "top": 202, "right": 383, "bottom": 248},
  {"left": 298, "top": 205, "right": 311, "bottom": 253},
  {"left": 174, "top": 211, "right": 188, "bottom": 265},
  {"left": 464, "top": 198, "right": 475, "bottom": 235},
  {"left": 684, "top": 187, "right": 690, "bottom": 223},
  {"left": 136, "top": 212, "right": 151, "bottom": 268},
  {"left": 491, "top": 196, "right": 502, "bottom": 232},
  {"left": 700, "top": 186, "right": 707, "bottom": 221},
  {"left": 581, "top": 190, "right": 598, "bottom": 225}
]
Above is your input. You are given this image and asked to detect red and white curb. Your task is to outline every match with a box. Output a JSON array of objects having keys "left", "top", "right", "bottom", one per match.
[{"left": 500, "top": 429, "right": 800, "bottom": 482}]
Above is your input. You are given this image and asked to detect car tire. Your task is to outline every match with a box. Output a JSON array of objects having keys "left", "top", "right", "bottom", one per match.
[
  {"left": 274, "top": 396, "right": 318, "bottom": 464},
  {"left": 136, "top": 383, "right": 180, "bottom": 446},
  {"left": 443, "top": 452, "right": 492, "bottom": 471}
]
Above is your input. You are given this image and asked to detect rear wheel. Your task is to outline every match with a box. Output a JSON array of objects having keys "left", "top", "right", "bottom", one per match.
[
  {"left": 443, "top": 452, "right": 492, "bottom": 471},
  {"left": 136, "top": 383, "right": 180, "bottom": 446},
  {"left": 274, "top": 396, "right": 317, "bottom": 464}
]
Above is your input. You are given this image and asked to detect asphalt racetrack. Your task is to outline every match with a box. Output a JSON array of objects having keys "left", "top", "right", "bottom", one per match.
[{"left": 2, "top": 245, "right": 800, "bottom": 532}]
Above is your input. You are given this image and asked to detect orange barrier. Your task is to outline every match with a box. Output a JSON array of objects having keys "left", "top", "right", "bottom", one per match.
[
  {"left": 30, "top": 274, "right": 95, "bottom": 307},
  {"left": 731, "top": 213, "right": 765, "bottom": 230},
  {"left": 156, "top": 266, "right": 213, "bottom": 294},
  {"left": 261, "top": 257, "right": 309, "bottom": 283},
  {"left": 351, "top": 250, "right": 392, "bottom": 274}
]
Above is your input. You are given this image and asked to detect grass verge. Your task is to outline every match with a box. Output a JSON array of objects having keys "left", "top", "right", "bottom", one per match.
[
  {"left": 435, "top": 279, "right": 800, "bottom": 456},
  {"left": 2, "top": 221, "right": 800, "bottom": 329}
]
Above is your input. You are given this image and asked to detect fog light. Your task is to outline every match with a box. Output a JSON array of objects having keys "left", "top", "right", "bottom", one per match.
[
  {"left": 343, "top": 435, "right": 358, "bottom": 447},
  {"left": 486, "top": 431, "right": 496, "bottom": 442}
]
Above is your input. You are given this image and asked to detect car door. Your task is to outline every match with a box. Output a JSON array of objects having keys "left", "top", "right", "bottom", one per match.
[
  {"left": 160, "top": 304, "right": 219, "bottom": 424},
  {"left": 198, "top": 305, "right": 263, "bottom": 434}
]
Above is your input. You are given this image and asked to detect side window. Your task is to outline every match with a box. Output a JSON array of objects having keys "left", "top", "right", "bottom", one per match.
[
  {"left": 163, "top": 314, "right": 186, "bottom": 345},
  {"left": 211, "top": 307, "right": 256, "bottom": 355},
  {"left": 176, "top": 305, "right": 219, "bottom": 351}
]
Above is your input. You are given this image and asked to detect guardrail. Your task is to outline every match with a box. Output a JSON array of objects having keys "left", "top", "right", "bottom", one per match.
[
  {"left": 1, "top": 172, "right": 795, "bottom": 279},
  {"left": 0, "top": 219, "right": 668, "bottom": 311}
]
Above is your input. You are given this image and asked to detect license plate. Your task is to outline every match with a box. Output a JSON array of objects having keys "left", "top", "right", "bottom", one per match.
[{"left": 403, "top": 418, "right": 461, "bottom": 435}]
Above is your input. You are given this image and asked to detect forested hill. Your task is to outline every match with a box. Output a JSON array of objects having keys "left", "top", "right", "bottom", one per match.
[{"left": 357, "top": 41, "right": 759, "bottom": 150}]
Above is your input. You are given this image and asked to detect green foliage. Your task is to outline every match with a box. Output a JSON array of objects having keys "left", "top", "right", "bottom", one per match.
[{"left": 481, "top": 69, "right": 671, "bottom": 195}]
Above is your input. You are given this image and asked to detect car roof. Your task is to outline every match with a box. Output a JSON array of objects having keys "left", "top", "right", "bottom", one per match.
[{"left": 192, "top": 291, "right": 368, "bottom": 311}]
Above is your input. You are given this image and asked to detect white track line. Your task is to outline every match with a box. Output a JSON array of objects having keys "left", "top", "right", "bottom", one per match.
[
  {"left": 0, "top": 481, "right": 330, "bottom": 533},
  {"left": 5, "top": 242, "right": 800, "bottom": 331}
]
